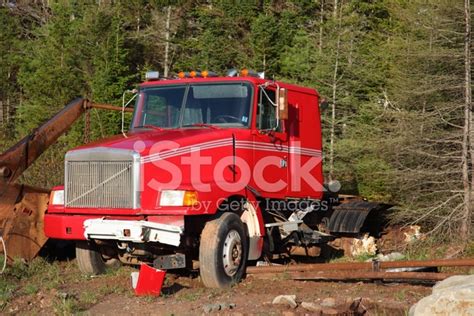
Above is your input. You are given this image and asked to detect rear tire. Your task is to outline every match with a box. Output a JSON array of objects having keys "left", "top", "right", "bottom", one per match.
[
  {"left": 199, "top": 212, "right": 248, "bottom": 288},
  {"left": 76, "top": 241, "right": 119, "bottom": 275}
]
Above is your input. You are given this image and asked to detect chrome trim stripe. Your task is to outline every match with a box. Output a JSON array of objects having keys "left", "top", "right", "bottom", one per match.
[
  {"left": 141, "top": 139, "right": 322, "bottom": 163},
  {"left": 141, "top": 139, "right": 233, "bottom": 163}
]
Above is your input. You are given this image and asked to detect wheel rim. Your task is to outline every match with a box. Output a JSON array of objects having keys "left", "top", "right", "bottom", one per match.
[{"left": 222, "top": 229, "right": 242, "bottom": 277}]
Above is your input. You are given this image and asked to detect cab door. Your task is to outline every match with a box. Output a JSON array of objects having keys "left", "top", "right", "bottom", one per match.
[{"left": 251, "top": 86, "right": 289, "bottom": 197}]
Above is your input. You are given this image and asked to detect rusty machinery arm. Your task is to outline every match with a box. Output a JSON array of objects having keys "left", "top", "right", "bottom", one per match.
[
  {"left": 0, "top": 98, "right": 131, "bottom": 261},
  {"left": 0, "top": 98, "right": 132, "bottom": 184}
]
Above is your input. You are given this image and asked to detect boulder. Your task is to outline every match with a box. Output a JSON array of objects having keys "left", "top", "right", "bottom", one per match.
[
  {"left": 272, "top": 295, "right": 298, "bottom": 308},
  {"left": 410, "top": 275, "right": 474, "bottom": 316}
]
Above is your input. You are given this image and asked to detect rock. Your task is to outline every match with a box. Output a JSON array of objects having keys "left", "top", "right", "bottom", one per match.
[
  {"left": 351, "top": 234, "right": 377, "bottom": 257},
  {"left": 301, "top": 302, "right": 322, "bottom": 313},
  {"left": 329, "top": 235, "right": 377, "bottom": 257},
  {"left": 220, "top": 303, "right": 236, "bottom": 310},
  {"left": 56, "top": 292, "right": 70, "bottom": 299},
  {"left": 346, "top": 297, "right": 367, "bottom": 315},
  {"left": 282, "top": 311, "right": 296, "bottom": 316},
  {"left": 272, "top": 295, "right": 298, "bottom": 308},
  {"left": 378, "top": 225, "right": 424, "bottom": 253},
  {"left": 410, "top": 275, "right": 474, "bottom": 316},
  {"left": 202, "top": 304, "right": 221, "bottom": 313},
  {"left": 403, "top": 225, "right": 422, "bottom": 243},
  {"left": 320, "top": 298, "right": 336, "bottom": 307},
  {"left": 432, "top": 274, "right": 474, "bottom": 293},
  {"left": 321, "top": 308, "right": 339, "bottom": 315},
  {"left": 373, "top": 252, "right": 405, "bottom": 262},
  {"left": 202, "top": 302, "right": 236, "bottom": 313}
]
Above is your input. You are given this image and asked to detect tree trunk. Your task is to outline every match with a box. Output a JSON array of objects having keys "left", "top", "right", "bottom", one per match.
[
  {"left": 163, "top": 6, "right": 172, "bottom": 78},
  {"left": 329, "top": 43, "right": 339, "bottom": 181},
  {"left": 319, "top": 0, "right": 324, "bottom": 54},
  {"left": 461, "top": 0, "right": 472, "bottom": 242},
  {"left": 0, "top": 100, "right": 3, "bottom": 126},
  {"left": 329, "top": 9, "right": 342, "bottom": 182}
]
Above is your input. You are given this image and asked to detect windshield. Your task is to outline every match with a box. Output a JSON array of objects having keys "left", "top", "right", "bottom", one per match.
[{"left": 132, "top": 82, "right": 253, "bottom": 129}]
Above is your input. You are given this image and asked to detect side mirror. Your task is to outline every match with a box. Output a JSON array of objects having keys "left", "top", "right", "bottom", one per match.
[
  {"left": 319, "top": 98, "right": 329, "bottom": 111},
  {"left": 277, "top": 88, "right": 288, "bottom": 120}
]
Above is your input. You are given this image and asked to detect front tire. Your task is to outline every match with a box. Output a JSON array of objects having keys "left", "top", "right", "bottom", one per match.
[
  {"left": 199, "top": 212, "right": 248, "bottom": 288},
  {"left": 76, "top": 241, "right": 119, "bottom": 275}
]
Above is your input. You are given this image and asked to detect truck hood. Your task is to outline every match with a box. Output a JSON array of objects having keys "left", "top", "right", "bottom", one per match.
[{"left": 69, "top": 128, "right": 243, "bottom": 157}]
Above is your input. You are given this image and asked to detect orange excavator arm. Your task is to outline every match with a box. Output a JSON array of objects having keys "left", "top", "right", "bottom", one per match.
[{"left": 0, "top": 98, "right": 130, "bottom": 261}]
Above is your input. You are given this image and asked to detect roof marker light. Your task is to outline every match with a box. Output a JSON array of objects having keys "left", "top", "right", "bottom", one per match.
[
  {"left": 240, "top": 68, "right": 260, "bottom": 78},
  {"left": 145, "top": 71, "right": 160, "bottom": 81},
  {"left": 202, "top": 70, "right": 218, "bottom": 78},
  {"left": 178, "top": 71, "right": 190, "bottom": 79},
  {"left": 190, "top": 71, "right": 202, "bottom": 78}
]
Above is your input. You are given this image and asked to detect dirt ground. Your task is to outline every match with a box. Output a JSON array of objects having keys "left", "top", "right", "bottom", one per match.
[{"left": 3, "top": 259, "right": 433, "bottom": 316}]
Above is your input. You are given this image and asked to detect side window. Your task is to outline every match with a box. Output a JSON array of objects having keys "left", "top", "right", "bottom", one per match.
[
  {"left": 143, "top": 95, "right": 166, "bottom": 126},
  {"left": 142, "top": 87, "right": 185, "bottom": 127},
  {"left": 257, "top": 88, "right": 278, "bottom": 130}
]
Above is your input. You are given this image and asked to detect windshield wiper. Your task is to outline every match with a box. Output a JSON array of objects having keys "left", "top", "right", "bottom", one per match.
[
  {"left": 182, "top": 123, "right": 220, "bottom": 130},
  {"left": 134, "top": 125, "right": 164, "bottom": 131}
]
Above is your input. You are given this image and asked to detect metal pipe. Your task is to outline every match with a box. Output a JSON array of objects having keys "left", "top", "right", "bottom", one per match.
[
  {"left": 87, "top": 102, "right": 134, "bottom": 112},
  {"left": 246, "top": 258, "right": 474, "bottom": 274},
  {"left": 289, "top": 271, "right": 454, "bottom": 282}
]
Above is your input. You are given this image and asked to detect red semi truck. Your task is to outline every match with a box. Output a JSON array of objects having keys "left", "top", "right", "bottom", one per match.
[{"left": 44, "top": 70, "right": 386, "bottom": 288}]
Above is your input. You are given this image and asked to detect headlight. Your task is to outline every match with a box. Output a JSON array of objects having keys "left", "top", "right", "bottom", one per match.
[
  {"left": 160, "top": 190, "right": 198, "bottom": 206},
  {"left": 50, "top": 189, "right": 65, "bottom": 206}
]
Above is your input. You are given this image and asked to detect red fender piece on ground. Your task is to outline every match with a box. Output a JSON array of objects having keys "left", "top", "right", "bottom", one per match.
[{"left": 131, "top": 264, "right": 166, "bottom": 296}]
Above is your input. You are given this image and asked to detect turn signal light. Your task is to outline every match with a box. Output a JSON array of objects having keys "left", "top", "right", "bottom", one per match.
[
  {"left": 160, "top": 190, "right": 199, "bottom": 206},
  {"left": 183, "top": 191, "right": 199, "bottom": 206}
]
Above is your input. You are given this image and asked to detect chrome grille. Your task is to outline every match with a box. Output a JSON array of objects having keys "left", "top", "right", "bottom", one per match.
[{"left": 65, "top": 148, "right": 140, "bottom": 209}]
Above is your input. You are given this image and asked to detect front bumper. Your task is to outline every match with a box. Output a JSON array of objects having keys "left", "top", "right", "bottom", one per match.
[
  {"left": 83, "top": 218, "right": 183, "bottom": 246},
  {"left": 44, "top": 214, "right": 184, "bottom": 247}
]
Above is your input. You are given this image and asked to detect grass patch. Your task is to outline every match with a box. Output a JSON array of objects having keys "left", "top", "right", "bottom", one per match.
[
  {"left": 463, "top": 241, "right": 474, "bottom": 257},
  {"left": 0, "top": 257, "right": 62, "bottom": 310},
  {"left": 1, "top": 257, "right": 131, "bottom": 314},
  {"left": 53, "top": 296, "right": 79, "bottom": 315},
  {"left": 0, "top": 275, "right": 18, "bottom": 311},
  {"left": 79, "top": 291, "right": 98, "bottom": 305},
  {"left": 177, "top": 288, "right": 204, "bottom": 302},
  {"left": 394, "top": 289, "right": 406, "bottom": 301},
  {"left": 22, "top": 283, "right": 39, "bottom": 295},
  {"left": 353, "top": 252, "right": 377, "bottom": 262}
]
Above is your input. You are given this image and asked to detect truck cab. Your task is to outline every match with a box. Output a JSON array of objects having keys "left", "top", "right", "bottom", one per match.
[{"left": 44, "top": 70, "right": 327, "bottom": 288}]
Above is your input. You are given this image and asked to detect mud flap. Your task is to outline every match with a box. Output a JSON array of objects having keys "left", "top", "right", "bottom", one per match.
[
  {"left": 327, "top": 201, "right": 391, "bottom": 234},
  {"left": 131, "top": 264, "right": 166, "bottom": 296},
  {"left": 0, "top": 184, "right": 50, "bottom": 261}
]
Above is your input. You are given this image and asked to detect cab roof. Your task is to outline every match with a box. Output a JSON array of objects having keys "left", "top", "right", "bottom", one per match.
[{"left": 139, "top": 76, "right": 318, "bottom": 96}]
